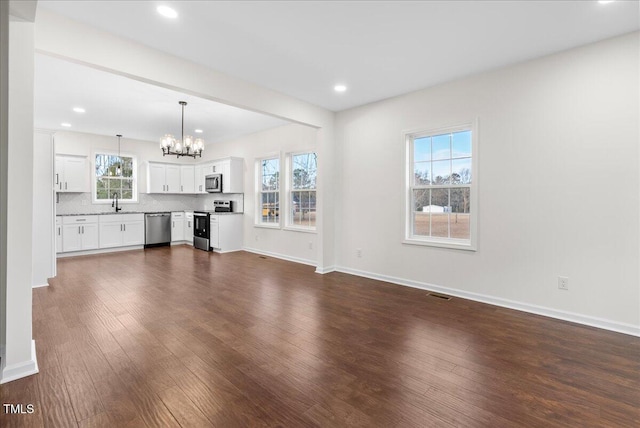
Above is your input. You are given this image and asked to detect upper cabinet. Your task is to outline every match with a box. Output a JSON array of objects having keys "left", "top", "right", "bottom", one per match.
[
  {"left": 180, "top": 165, "right": 195, "bottom": 194},
  {"left": 55, "top": 155, "right": 89, "bottom": 193},
  {"left": 218, "top": 157, "right": 244, "bottom": 194},
  {"left": 194, "top": 164, "right": 207, "bottom": 194},
  {"left": 147, "top": 162, "right": 181, "bottom": 193},
  {"left": 146, "top": 157, "right": 243, "bottom": 194}
]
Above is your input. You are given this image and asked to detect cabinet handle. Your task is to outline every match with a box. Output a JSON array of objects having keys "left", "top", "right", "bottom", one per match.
[
  {"left": 82, "top": 226, "right": 84, "bottom": 234},
  {"left": 120, "top": 224, "right": 123, "bottom": 232},
  {"left": 55, "top": 173, "right": 59, "bottom": 185},
  {"left": 123, "top": 224, "right": 126, "bottom": 232},
  {"left": 173, "top": 221, "right": 175, "bottom": 228},
  {"left": 65, "top": 182, "right": 68, "bottom": 190},
  {"left": 181, "top": 185, "right": 183, "bottom": 192},
  {"left": 78, "top": 226, "right": 80, "bottom": 234},
  {"left": 58, "top": 228, "right": 60, "bottom": 236}
]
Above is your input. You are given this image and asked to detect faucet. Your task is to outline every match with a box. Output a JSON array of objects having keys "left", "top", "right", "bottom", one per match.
[{"left": 112, "top": 192, "right": 122, "bottom": 212}]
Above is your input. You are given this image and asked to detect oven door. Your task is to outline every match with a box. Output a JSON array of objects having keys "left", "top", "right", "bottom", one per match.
[
  {"left": 193, "top": 212, "right": 211, "bottom": 251},
  {"left": 193, "top": 213, "right": 209, "bottom": 238}
]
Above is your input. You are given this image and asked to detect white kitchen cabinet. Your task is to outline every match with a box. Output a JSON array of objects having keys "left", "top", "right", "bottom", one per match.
[
  {"left": 180, "top": 165, "right": 195, "bottom": 193},
  {"left": 55, "top": 217, "right": 62, "bottom": 253},
  {"left": 62, "top": 216, "right": 99, "bottom": 252},
  {"left": 147, "top": 162, "right": 181, "bottom": 193},
  {"left": 98, "top": 214, "right": 144, "bottom": 249},
  {"left": 171, "top": 212, "right": 185, "bottom": 242},
  {"left": 209, "top": 214, "right": 243, "bottom": 252},
  {"left": 209, "top": 215, "right": 219, "bottom": 249},
  {"left": 194, "top": 164, "right": 206, "bottom": 194},
  {"left": 55, "top": 155, "right": 89, "bottom": 193},
  {"left": 184, "top": 212, "right": 193, "bottom": 244},
  {"left": 218, "top": 157, "right": 244, "bottom": 193},
  {"left": 122, "top": 220, "right": 145, "bottom": 246}
]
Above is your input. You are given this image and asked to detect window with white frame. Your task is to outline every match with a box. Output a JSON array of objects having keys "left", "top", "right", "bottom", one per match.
[
  {"left": 406, "top": 125, "right": 476, "bottom": 249},
  {"left": 288, "top": 152, "right": 317, "bottom": 229},
  {"left": 257, "top": 157, "right": 280, "bottom": 226},
  {"left": 94, "top": 153, "right": 137, "bottom": 203}
]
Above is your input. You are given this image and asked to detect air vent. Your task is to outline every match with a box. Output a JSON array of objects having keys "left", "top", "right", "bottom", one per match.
[{"left": 427, "top": 292, "right": 451, "bottom": 301}]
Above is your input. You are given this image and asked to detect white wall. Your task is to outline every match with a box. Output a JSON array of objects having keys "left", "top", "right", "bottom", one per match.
[
  {"left": 335, "top": 33, "right": 640, "bottom": 334},
  {"left": 55, "top": 125, "right": 319, "bottom": 265},
  {"left": 32, "top": 130, "right": 55, "bottom": 287},
  {"left": 35, "top": 9, "right": 336, "bottom": 271},
  {"left": 1, "top": 15, "right": 38, "bottom": 383},
  {"left": 201, "top": 123, "right": 319, "bottom": 265},
  {"left": 54, "top": 130, "right": 202, "bottom": 214}
]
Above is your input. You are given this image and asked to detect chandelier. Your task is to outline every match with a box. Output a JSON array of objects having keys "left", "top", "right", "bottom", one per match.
[{"left": 160, "top": 101, "right": 204, "bottom": 158}]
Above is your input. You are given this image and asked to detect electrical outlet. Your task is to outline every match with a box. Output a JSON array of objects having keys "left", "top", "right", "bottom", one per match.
[
  {"left": 356, "top": 248, "right": 362, "bottom": 258},
  {"left": 558, "top": 276, "right": 569, "bottom": 290}
]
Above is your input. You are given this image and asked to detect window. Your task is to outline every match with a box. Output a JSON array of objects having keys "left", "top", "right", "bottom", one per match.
[
  {"left": 406, "top": 124, "right": 476, "bottom": 250},
  {"left": 257, "top": 157, "right": 280, "bottom": 226},
  {"left": 94, "top": 153, "right": 137, "bottom": 203},
  {"left": 288, "top": 152, "right": 317, "bottom": 229}
]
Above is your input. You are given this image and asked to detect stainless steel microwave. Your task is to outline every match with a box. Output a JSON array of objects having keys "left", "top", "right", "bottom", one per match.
[{"left": 205, "top": 174, "right": 222, "bottom": 193}]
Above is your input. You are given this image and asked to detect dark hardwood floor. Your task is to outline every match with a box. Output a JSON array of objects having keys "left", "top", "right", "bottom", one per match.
[{"left": 1, "top": 246, "right": 639, "bottom": 427}]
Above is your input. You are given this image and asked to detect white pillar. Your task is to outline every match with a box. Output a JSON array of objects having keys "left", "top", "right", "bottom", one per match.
[
  {"left": 32, "top": 130, "right": 55, "bottom": 288},
  {"left": 0, "top": 8, "right": 38, "bottom": 384}
]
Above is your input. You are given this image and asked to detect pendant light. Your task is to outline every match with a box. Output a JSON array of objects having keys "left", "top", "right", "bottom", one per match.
[
  {"left": 116, "top": 134, "right": 122, "bottom": 176},
  {"left": 160, "top": 101, "right": 204, "bottom": 158}
]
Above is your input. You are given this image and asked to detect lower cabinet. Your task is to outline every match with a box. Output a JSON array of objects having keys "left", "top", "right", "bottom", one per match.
[
  {"left": 62, "top": 216, "right": 99, "bottom": 252},
  {"left": 184, "top": 212, "right": 193, "bottom": 245},
  {"left": 209, "top": 214, "right": 243, "bottom": 252},
  {"left": 98, "top": 214, "right": 144, "bottom": 249},
  {"left": 171, "top": 212, "right": 185, "bottom": 242},
  {"left": 56, "top": 217, "right": 62, "bottom": 253}
]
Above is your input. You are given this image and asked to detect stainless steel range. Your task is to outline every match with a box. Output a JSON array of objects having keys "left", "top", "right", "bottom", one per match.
[{"left": 193, "top": 211, "right": 211, "bottom": 251}]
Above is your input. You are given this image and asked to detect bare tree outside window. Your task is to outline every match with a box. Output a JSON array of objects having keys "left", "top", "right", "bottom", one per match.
[
  {"left": 290, "top": 152, "right": 317, "bottom": 228},
  {"left": 95, "top": 153, "right": 136, "bottom": 202},
  {"left": 258, "top": 158, "right": 280, "bottom": 225}
]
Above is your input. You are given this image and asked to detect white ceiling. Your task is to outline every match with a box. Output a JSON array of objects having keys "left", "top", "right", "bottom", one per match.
[
  {"left": 37, "top": 0, "right": 639, "bottom": 113},
  {"left": 34, "top": 54, "right": 291, "bottom": 143}
]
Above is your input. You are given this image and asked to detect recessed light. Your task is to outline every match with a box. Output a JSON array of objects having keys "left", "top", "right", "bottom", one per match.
[
  {"left": 598, "top": 1, "right": 614, "bottom": 4},
  {"left": 72, "top": 107, "right": 85, "bottom": 113},
  {"left": 195, "top": 129, "right": 203, "bottom": 134},
  {"left": 157, "top": 5, "right": 178, "bottom": 18},
  {"left": 61, "top": 123, "right": 72, "bottom": 127},
  {"left": 334, "top": 85, "right": 347, "bottom": 92}
]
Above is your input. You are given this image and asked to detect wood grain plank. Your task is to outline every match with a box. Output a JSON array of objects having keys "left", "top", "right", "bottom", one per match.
[{"left": 0, "top": 247, "right": 633, "bottom": 428}]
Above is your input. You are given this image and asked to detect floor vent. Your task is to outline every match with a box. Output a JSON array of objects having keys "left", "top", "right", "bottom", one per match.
[{"left": 427, "top": 293, "right": 452, "bottom": 301}]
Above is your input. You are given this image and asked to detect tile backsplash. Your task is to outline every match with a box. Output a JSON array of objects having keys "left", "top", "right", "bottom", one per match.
[{"left": 56, "top": 192, "right": 245, "bottom": 215}]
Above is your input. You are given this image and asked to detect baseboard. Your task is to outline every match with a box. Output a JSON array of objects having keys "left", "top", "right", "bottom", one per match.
[
  {"left": 0, "top": 340, "right": 39, "bottom": 384},
  {"left": 57, "top": 245, "right": 144, "bottom": 258},
  {"left": 215, "top": 248, "right": 243, "bottom": 254},
  {"left": 32, "top": 282, "right": 49, "bottom": 289},
  {"left": 335, "top": 266, "right": 640, "bottom": 337},
  {"left": 243, "top": 247, "right": 317, "bottom": 267},
  {"left": 315, "top": 265, "right": 336, "bottom": 274}
]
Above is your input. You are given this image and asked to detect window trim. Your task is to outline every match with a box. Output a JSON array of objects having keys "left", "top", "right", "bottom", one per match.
[
  {"left": 403, "top": 121, "right": 478, "bottom": 251},
  {"left": 92, "top": 150, "right": 138, "bottom": 204},
  {"left": 255, "top": 154, "right": 282, "bottom": 229},
  {"left": 284, "top": 150, "right": 318, "bottom": 232}
]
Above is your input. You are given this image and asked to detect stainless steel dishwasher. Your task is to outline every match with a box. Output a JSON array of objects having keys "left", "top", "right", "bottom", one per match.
[{"left": 144, "top": 213, "right": 171, "bottom": 248}]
